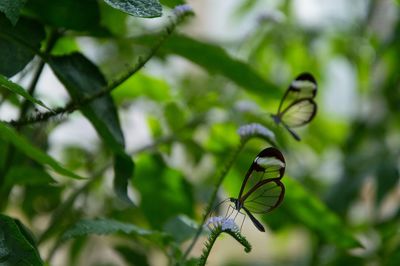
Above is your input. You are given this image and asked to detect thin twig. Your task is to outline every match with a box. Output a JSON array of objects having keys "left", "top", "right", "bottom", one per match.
[{"left": 5, "top": 10, "right": 193, "bottom": 127}]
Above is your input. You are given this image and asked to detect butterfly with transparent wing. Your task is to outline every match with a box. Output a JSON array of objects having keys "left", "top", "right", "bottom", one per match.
[
  {"left": 229, "top": 147, "right": 285, "bottom": 232},
  {"left": 271, "top": 73, "right": 317, "bottom": 141}
]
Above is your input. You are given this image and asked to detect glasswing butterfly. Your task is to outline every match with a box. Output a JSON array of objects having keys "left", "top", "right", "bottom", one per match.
[
  {"left": 271, "top": 73, "right": 317, "bottom": 141},
  {"left": 229, "top": 147, "right": 285, "bottom": 232}
]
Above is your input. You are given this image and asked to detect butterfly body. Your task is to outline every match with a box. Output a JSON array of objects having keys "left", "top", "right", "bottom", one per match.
[
  {"left": 230, "top": 147, "right": 286, "bottom": 232},
  {"left": 272, "top": 73, "right": 318, "bottom": 141}
]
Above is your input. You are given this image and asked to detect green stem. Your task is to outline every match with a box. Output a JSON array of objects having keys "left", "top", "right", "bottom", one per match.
[
  {"left": 197, "top": 227, "right": 251, "bottom": 266},
  {"left": 181, "top": 140, "right": 246, "bottom": 262}
]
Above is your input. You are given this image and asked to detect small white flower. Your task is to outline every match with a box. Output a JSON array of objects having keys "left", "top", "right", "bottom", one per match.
[
  {"left": 173, "top": 4, "right": 193, "bottom": 15},
  {"left": 237, "top": 123, "right": 275, "bottom": 141},
  {"left": 205, "top": 216, "right": 239, "bottom": 232}
]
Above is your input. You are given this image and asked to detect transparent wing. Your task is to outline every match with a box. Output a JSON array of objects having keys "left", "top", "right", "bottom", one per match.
[
  {"left": 238, "top": 147, "right": 285, "bottom": 199},
  {"left": 280, "top": 98, "right": 317, "bottom": 127},
  {"left": 277, "top": 72, "right": 317, "bottom": 114},
  {"left": 242, "top": 179, "right": 285, "bottom": 214}
]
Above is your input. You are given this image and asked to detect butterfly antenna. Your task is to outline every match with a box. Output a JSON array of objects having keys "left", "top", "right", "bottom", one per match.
[{"left": 207, "top": 198, "right": 231, "bottom": 218}]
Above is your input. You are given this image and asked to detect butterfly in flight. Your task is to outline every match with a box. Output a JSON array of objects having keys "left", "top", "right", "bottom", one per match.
[
  {"left": 271, "top": 73, "right": 317, "bottom": 141},
  {"left": 230, "top": 147, "right": 285, "bottom": 232}
]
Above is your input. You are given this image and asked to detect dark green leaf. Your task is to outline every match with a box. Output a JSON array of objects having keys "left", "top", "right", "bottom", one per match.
[
  {"left": 114, "top": 245, "right": 149, "bottom": 266},
  {"left": 0, "top": 74, "right": 52, "bottom": 111},
  {"left": 158, "top": 34, "right": 280, "bottom": 98},
  {"left": 0, "top": 214, "right": 43, "bottom": 265},
  {"left": 114, "top": 153, "right": 135, "bottom": 205},
  {"left": 0, "top": 14, "right": 45, "bottom": 77},
  {"left": 62, "top": 218, "right": 166, "bottom": 243},
  {"left": 49, "top": 53, "right": 134, "bottom": 203},
  {"left": 0, "top": 0, "right": 27, "bottom": 25},
  {"left": 0, "top": 122, "right": 84, "bottom": 180},
  {"left": 103, "top": 0, "right": 162, "bottom": 18},
  {"left": 25, "top": 0, "right": 100, "bottom": 31},
  {"left": 135, "top": 154, "right": 194, "bottom": 229},
  {"left": 283, "top": 178, "right": 360, "bottom": 249},
  {"left": 4, "top": 165, "right": 54, "bottom": 187}
]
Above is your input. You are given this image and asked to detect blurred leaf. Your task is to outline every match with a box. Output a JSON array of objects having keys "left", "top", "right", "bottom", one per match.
[
  {"left": 114, "top": 245, "right": 149, "bottom": 266},
  {"left": 112, "top": 72, "right": 171, "bottom": 104},
  {"left": 135, "top": 154, "right": 194, "bottom": 229},
  {"left": 103, "top": 0, "right": 162, "bottom": 18},
  {"left": 0, "top": 14, "right": 45, "bottom": 77},
  {"left": 160, "top": 0, "right": 185, "bottom": 8},
  {"left": 282, "top": 178, "right": 360, "bottom": 249},
  {"left": 114, "top": 153, "right": 135, "bottom": 205},
  {"left": 4, "top": 165, "right": 54, "bottom": 187},
  {"left": 62, "top": 218, "right": 167, "bottom": 244},
  {"left": 0, "top": 214, "right": 43, "bottom": 265},
  {"left": 0, "top": 122, "right": 84, "bottom": 179},
  {"left": 375, "top": 157, "right": 399, "bottom": 204},
  {"left": 0, "top": 0, "right": 27, "bottom": 25},
  {"left": 159, "top": 34, "right": 280, "bottom": 98},
  {"left": 164, "top": 101, "right": 187, "bottom": 131},
  {"left": 49, "top": 53, "right": 134, "bottom": 203},
  {"left": 0, "top": 74, "right": 52, "bottom": 111},
  {"left": 163, "top": 215, "right": 198, "bottom": 244},
  {"left": 25, "top": 0, "right": 100, "bottom": 31}
]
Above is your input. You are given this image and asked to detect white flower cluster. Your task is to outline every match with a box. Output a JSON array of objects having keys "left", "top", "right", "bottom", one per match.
[
  {"left": 173, "top": 4, "right": 193, "bottom": 15},
  {"left": 205, "top": 216, "right": 239, "bottom": 232},
  {"left": 237, "top": 123, "right": 275, "bottom": 141}
]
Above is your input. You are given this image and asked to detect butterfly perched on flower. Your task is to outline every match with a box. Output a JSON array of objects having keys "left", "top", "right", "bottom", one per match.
[
  {"left": 271, "top": 73, "right": 317, "bottom": 141},
  {"left": 229, "top": 147, "right": 285, "bottom": 232}
]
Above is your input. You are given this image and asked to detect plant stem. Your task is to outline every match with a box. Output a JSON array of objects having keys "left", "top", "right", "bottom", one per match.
[
  {"left": 181, "top": 140, "right": 246, "bottom": 262},
  {"left": 197, "top": 227, "right": 251, "bottom": 266}
]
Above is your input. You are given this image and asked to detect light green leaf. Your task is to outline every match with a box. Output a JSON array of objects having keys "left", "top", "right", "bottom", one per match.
[
  {"left": 0, "top": 122, "right": 84, "bottom": 180},
  {"left": 0, "top": 0, "right": 27, "bottom": 25},
  {"left": 0, "top": 214, "right": 43, "bottom": 265},
  {"left": 159, "top": 34, "right": 280, "bottom": 98},
  {"left": 62, "top": 218, "right": 167, "bottom": 243},
  {"left": 0, "top": 74, "right": 52, "bottom": 111},
  {"left": 103, "top": 0, "right": 162, "bottom": 18},
  {"left": 283, "top": 178, "right": 361, "bottom": 249}
]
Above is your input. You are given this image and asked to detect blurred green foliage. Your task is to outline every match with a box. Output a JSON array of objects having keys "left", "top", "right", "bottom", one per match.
[{"left": 0, "top": 0, "right": 399, "bottom": 265}]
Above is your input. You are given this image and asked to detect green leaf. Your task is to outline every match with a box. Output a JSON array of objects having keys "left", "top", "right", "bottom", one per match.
[
  {"left": 0, "top": 214, "right": 43, "bottom": 265},
  {"left": 0, "top": 0, "right": 27, "bottom": 25},
  {"left": 135, "top": 154, "right": 194, "bottom": 229},
  {"left": 112, "top": 72, "right": 171, "bottom": 104},
  {"left": 0, "top": 74, "right": 52, "bottom": 111},
  {"left": 114, "top": 153, "right": 135, "bottom": 205},
  {"left": 103, "top": 0, "right": 162, "bottom": 18},
  {"left": 4, "top": 165, "right": 54, "bottom": 187},
  {"left": 48, "top": 53, "right": 134, "bottom": 203},
  {"left": 164, "top": 101, "right": 187, "bottom": 131},
  {"left": 25, "top": 0, "right": 100, "bottom": 31},
  {"left": 114, "top": 245, "right": 149, "bottom": 266},
  {"left": 158, "top": 34, "right": 280, "bottom": 98},
  {"left": 0, "top": 122, "right": 84, "bottom": 180},
  {"left": 159, "top": 0, "right": 185, "bottom": 8},
  {"left": 163, "top": 215, "right": 198, "bottom": 244},
  {"left": 0, "top": 14, "right": 45, "bottom": 77},
  {"left": 62, "top": 218, "right": 167, "bottom": 243},
  {"left": 283, "top": 178, "right": 360, "bottom": 249}
]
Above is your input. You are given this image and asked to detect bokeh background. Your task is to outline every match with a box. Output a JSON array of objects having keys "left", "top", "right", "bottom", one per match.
[{"left": 1, "top": 0, "right": 400, "bottom": 265}]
